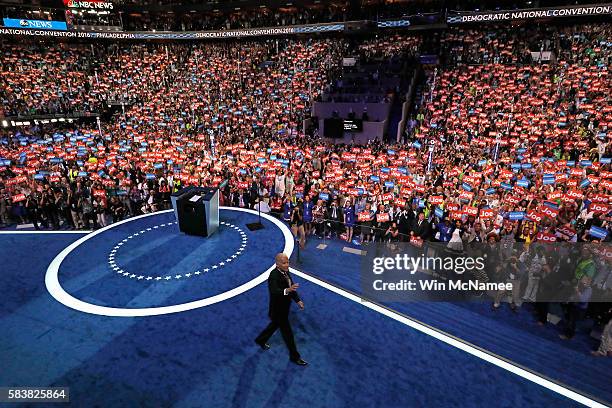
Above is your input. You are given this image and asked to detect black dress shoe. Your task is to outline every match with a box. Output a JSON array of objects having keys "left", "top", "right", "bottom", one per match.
[
  {"left": 255, "top": 340, "right": 270, "bottom": 350},
  {"left": 291, "top": 358, "right": 308, "bottom": 366}
]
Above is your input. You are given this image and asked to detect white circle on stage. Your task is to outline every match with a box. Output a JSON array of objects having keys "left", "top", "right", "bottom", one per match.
[{"left": 45, "top": 207, "right": 294, "bottom": 317}]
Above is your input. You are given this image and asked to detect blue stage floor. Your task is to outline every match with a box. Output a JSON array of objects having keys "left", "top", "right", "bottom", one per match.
[{"left": 0, "top": 209, "right": 607, "bottom": 407}]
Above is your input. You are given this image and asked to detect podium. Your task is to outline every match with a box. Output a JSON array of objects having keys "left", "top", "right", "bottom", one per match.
[{"left": 173, "top": 187, "right": 219, "bottom": 237}]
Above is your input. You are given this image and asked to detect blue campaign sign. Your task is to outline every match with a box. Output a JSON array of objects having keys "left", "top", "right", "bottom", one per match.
[
  {"left": 3, "top": 18, "right": 67, "bottom": 31},
  {"left": 543, "top": 176, "right": 555, "bottom": 185},
  {"left": 319, "top": 193, "right": 329, "bottom": 201},
  {"left": 370, "top": 175, "right": 380, "bottom": 182},
  {"left": 385, "top": 181, "right": 395, "bottom": 189},
  {"left": 589, "top": 226, "right": 609, "bottom": 240},
  {"left": 516, "top": 179, "right": 529, "bottom": 188},
  {"left": 580, "top": 160, "right": 593, "bottom": 167},
  {"left": 77, "top": 171, "right": 88, "bottom": 177},
  {"left": 508, "top": 211, "right": 525, "bottom": 221},
  {"left": 381, "top": 167, "right": 390, "bottom": 174},
  {"left": 601, "top": 157, "right": 611, "bottom": 164},
  {"left": 579, "top": 179, "right": 591, "bottom": 189},
  {"left": 521, "top": 163, "right": 532, "bottom": 169},
  {"left": 154, "top": 163, "right": 164, "bottom": 169},
  {"left": 413, "top": 141, "right": 422, "bottom": 149},
  {"left": 146, "top": 174, "right": 156, "bottom": 180},
  {"left": 566, "top": 161, "right": 575, "bottom": 167},
  {"left": 462, "top": 182, "right": 472, "bottom": 191},
  {"left": 434, "top": 207, "right": 444, "bottom": 218},
  {"left": 485, "top": 188, "right": 496, "bottom": 195}
]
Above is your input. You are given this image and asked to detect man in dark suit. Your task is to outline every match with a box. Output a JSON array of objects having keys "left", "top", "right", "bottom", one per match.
[
  {"left": 232, "top": 189, "right": 250, "bottom": 208},
  {"left": 255, "top": 253, "right": 308, "bottom": 366},
  {"left": 411, "top": 211, "right": 431, "bottom": 240}
]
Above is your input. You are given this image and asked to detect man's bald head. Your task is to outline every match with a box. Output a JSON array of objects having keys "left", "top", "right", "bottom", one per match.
[{"left": 275, "top": 253, "right": 289, "bottom": 272}]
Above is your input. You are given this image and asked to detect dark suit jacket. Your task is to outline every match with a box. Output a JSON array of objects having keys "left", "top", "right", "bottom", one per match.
[
  {"left": 232, "top": 192, "right": 250, "bottom": 207},
  {"left": 412, "top": 219, "right": 431, "bottom": 240},
  {"left": 268, "top": 267, "right": 301, "bottom": 322}
]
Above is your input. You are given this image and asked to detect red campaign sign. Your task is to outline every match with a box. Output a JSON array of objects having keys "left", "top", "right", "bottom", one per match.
[
  {"left": 459, "top": 191, "right": 474, "bottom": 201},
  {"left": 358, "top": 212, "right": 370, "bottom": 222},
  {"left": 447, "top": 203, "right": 460, "bottom": 212},
  {"left": 429, "top": 195, "right": 444, "bottom": 205},
  {"left": 591, "top": 203, "right": 610, "bottom": 214},
  {"left": 592, "top": 194, "right": 609, "bottom": 203},
  {"left": 541, "top": 206, "right": 559, "bottom": 218},
  {"left": 415, "top": 185, "right": 426, "bottom": 193},
  {"left": 465, "top": 206, "right": 479, "bottom": 216},
  {"left": 410, "top": 236, "right": 423, "bottom": 248},
  {"left": 556, "top": 226, "right": 576, "bottom": 237},
  {"left": 602, "top": 180, "right": 612, "bottom": 190},
  {"left": 566, "top": 190, "right": 583, "bottom": 200},
  {"left": 587, "top": 175, "right": 601, "bottom": 184},
  {"left": 312, "top": 171, "right": 320, "bottom": 179},
  {"left": 505, "top": 196, "right": 520, "bottom": 205},
  {"left": 570, "top": 168, "right": 583, "bottom": 177},
  {"left": 376, "top": 213, "right": 390, "bottom": 223},
  {"left": 102, "top": 179, "right": 115, "bottom": 188},
  {"left": 451, "top": 211, "right": 464, "bottom": 220},
  {"left": 394, "top": 198, "right": 406, "bottom": 207},
  {"left": 555, "top": 174, "right": 568, "bottom": 182},
  {"left": 93, "top": 189, "right": 106, "bottom": 198},
  {"left": 381, "top": 193, "right": 394, "bottom": 202},
  {"left": 526, "top": 211, "right": 543, "bottom": 223},
  {"left": 11, "top": 194, "right": 26, "bottom": 203},
  {"left": 548, "top": 191, "right": 563, "bottom": 200},
  {"left": 480, "top": 209, "right": 495, "bottom": 219},
  {"left": 535, "top": 232, "right": 557, "bottom": 243},
  {"left": 567, "top": 180, "right": 578, "bottom": 188}
]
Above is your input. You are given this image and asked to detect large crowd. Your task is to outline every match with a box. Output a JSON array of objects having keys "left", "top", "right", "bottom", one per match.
[{"left": 0, "top": 25, "right": 611, "bottom": 353}]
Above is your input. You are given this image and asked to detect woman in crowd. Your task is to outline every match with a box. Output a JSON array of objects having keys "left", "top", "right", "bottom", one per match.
[{"left": 290, "top": 203, "right": 306, "bottom": 250}]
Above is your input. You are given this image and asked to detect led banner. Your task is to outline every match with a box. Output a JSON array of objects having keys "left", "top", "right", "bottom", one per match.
[
  {"left": 0, "top": 22, "right": 345, "bottom": 40},
  {"left": 447, "top": 3, "right": 612, "bottom": 23},
  {"left": 64, "top": 0, "right": 114, "bottom": 10},
  {"left": 3, "top": 18, "right": 67, "bottom": 31}
]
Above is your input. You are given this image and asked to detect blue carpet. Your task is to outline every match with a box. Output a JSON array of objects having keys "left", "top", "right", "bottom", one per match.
[
  {"left": 292, "top": 237, "right": 612, "bottom": 405},
  {"left": 56, "top": 211, "right": 285, "bottom": 309},
  {"left": 0, "top": 214, "right": 596, "bottom": 407}
]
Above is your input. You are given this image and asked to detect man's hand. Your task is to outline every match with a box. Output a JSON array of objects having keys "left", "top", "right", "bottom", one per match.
[
  {"left": 288, "top": 283, "right": 299, "bottom": 292},
  {"left": 297, "top": 301, "right": 305, "bottom": 310}
]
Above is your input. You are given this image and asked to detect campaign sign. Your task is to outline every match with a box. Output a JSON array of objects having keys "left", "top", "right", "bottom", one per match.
[
  {"left": 589, "top": 226, "right": 609, "bottom": 240},
  {"left": 508, "top": 211, "right": 525, "bottom": 221}
]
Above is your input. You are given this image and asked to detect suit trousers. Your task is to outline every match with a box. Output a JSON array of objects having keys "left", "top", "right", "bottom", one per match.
[{"left": 256, "top": 318, "right": 300, "bottom": 360}]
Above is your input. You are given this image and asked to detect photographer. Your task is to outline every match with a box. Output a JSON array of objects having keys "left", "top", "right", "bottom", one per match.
[{"left": 560, "top": 276, "right": 593, "bottom": 340}]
